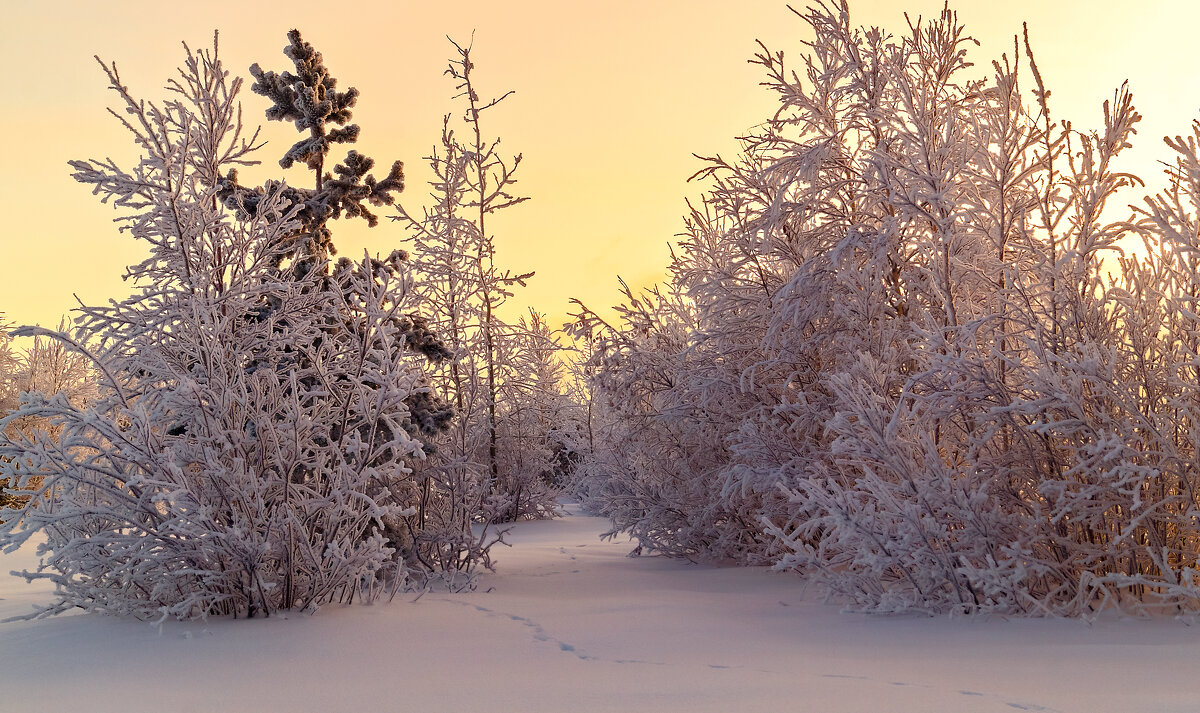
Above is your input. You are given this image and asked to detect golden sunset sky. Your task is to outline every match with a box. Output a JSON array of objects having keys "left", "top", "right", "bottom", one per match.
[{"left": 2, "top": 1, "right": 1196, "bottom": 332}]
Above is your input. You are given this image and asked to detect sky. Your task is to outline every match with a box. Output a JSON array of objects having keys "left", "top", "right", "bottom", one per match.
[{"left": 3, "top": 0, "right": 1199, "bottom": 333}]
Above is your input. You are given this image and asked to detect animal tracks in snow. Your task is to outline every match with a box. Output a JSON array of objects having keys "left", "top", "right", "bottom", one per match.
[
  {"left": 441, "top": 599, "right": 665, "bottom": 666},
  {"left": 442, "top": 599, "right": 790, "bottom": 676},
  {"left": 819, "top": 673, "right": 1060, "bottom": 712}
]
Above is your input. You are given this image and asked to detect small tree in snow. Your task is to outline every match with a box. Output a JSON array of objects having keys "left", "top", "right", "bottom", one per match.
[
  {"left": 0, "top": 34, "right": 449, "bottom": 621},
  {"left": 396, "top": 38, "right": 560, "bottom": 528}
]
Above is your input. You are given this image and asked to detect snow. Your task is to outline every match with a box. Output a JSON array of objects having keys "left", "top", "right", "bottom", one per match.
[{"left": 2, "top": 505, "right": 1198, "bottom": 713}]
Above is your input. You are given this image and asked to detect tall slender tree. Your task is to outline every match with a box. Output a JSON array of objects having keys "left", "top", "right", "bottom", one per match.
[{"left": 397, "top": 38, "right": 562, "bottom": 527}]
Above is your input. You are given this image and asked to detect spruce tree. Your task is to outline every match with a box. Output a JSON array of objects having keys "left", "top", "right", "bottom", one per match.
[
  {"left": 219, "top": 30, "right": 453, "bottom": 448},
  {"left": 219, "top": 30, "right": 404, "bottom": 278}
]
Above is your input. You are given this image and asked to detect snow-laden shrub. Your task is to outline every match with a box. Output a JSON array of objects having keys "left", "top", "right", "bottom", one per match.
[
  {"left": 574, "top": 0, "right": 1200, "bottom": 616},
  {"left": 0, "top": 37, "right": 452, "bottom": 621},
  {"left": 570, "top": 273, "right": 779, "bottom": 564}
]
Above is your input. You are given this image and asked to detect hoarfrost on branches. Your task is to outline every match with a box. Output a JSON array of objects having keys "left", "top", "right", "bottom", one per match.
[
  {"left": 0, "top": 35, "right": 447, "bottom": 621},
  {"left": 571, "top": 0, "right": 1200, "bottom": 616},
  {"left": 394, "top": 37, "right": 572, "bottom": 545}
]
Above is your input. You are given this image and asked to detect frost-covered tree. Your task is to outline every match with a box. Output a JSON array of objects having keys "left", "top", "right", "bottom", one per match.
[
  {"left": 14, "top": 319, "right": 99, "bottom": 412},
  {"left": 396, "top": 38, "right": 561, "bottom": 527},
  {"left": 220, "top": 29, "right": 405, "bottom": 278},
  {"left": 570, "top": 275, "right": 767, "bottom": 560},
  {"left": 0, "top": 318, "right": 27, "bottom": 509},
  {"left": 214, "top": 30, "right": 493, "bottom": 579},
  {"left": 574, "top": 0, "right": 1200, "bottom": 616},
  {"left": 0, "top": 35, "right": 450, "bottom": 621},
  {"left": 0, "top": 315, "right": 99, "bottom": 509},
  {"left": 495, "top": 309, "right": 579, "bottom": 503}
]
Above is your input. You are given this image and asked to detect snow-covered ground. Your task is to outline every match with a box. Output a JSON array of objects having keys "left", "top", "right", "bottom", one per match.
[{"left": 2, "top": 506, "right": 1198, "bottom": 713}]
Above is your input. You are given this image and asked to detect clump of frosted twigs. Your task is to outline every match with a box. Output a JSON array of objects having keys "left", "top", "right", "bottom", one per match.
[{"left": 570, "top": 0, "right": 1200, "bottom": 617}]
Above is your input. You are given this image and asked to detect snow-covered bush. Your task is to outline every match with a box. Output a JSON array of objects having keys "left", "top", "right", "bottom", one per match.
[
  {"left": 0, "top": 34, "right": 454, "bottom": 621},
  {"left": 569, "top": 267, "right": 779, "bottom": 563},
  {"left": 0, "top": 318, "right": 99, "bottom": 509},
  {"left": 574, "top": 0, "right": 1200, "bottom": 616}
]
